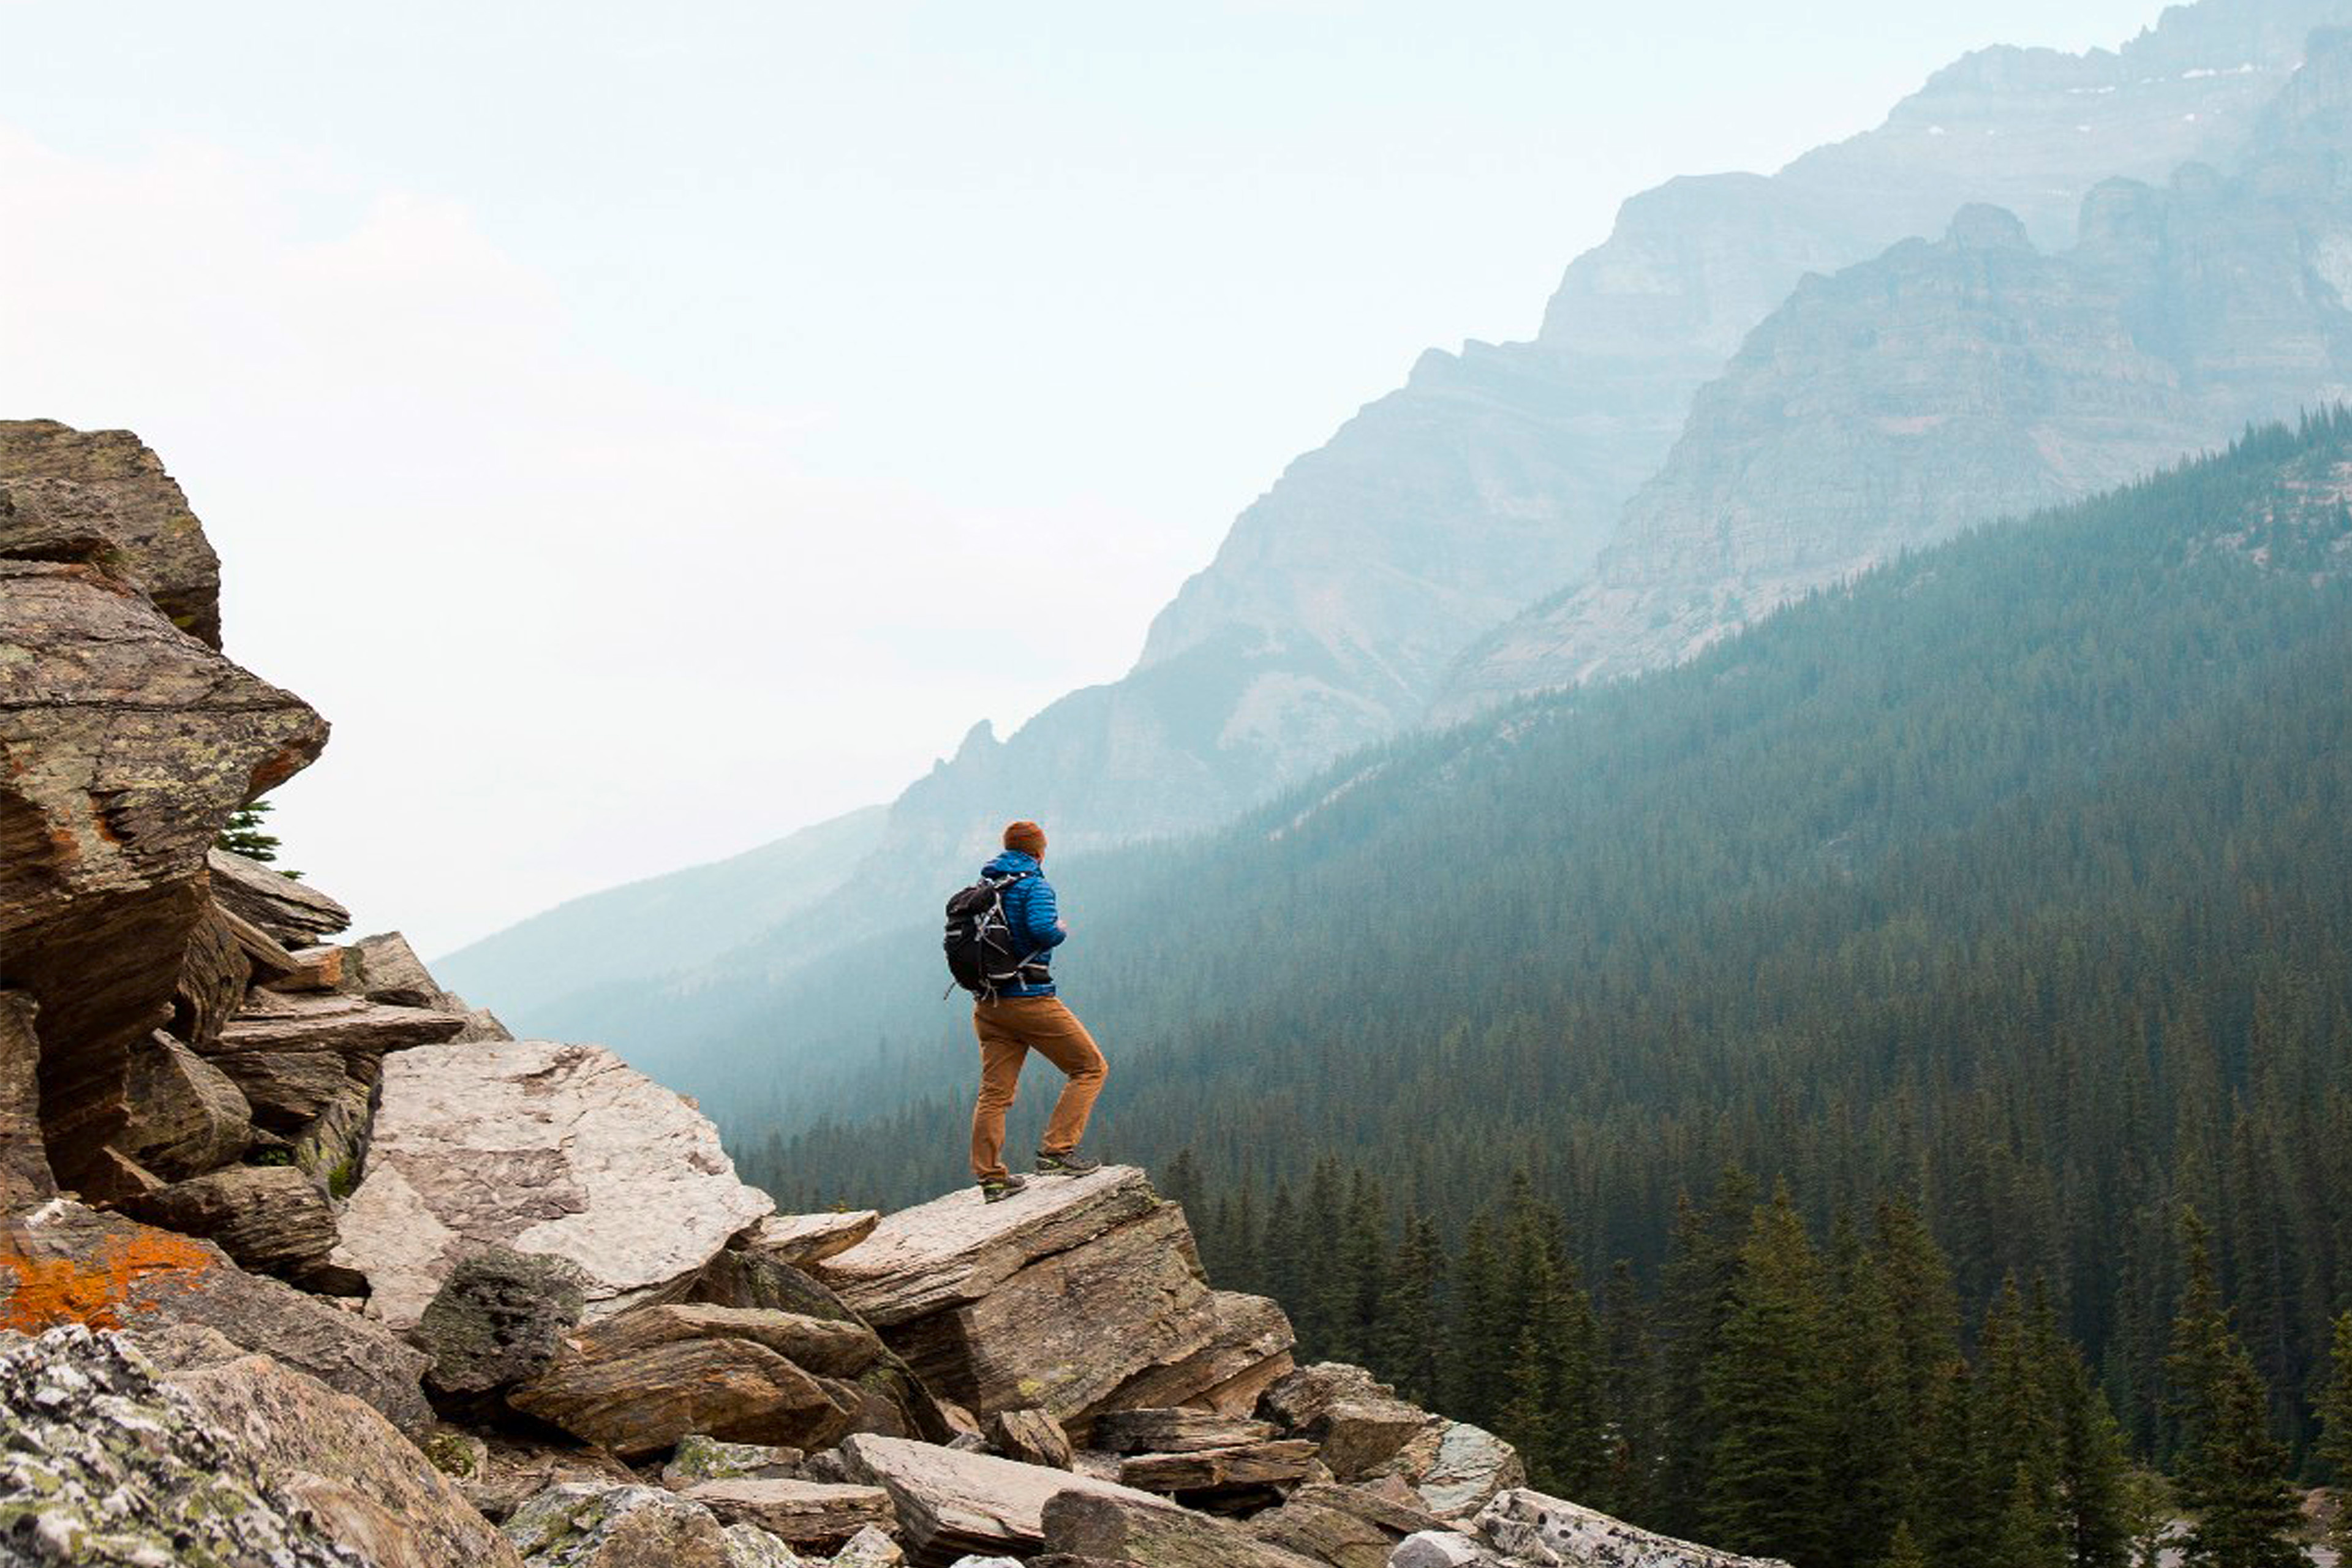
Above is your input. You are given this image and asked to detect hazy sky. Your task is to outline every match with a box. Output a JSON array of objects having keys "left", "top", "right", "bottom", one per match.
[{"left": 0, "top": 1, "right": 2163, "bottom": 954}]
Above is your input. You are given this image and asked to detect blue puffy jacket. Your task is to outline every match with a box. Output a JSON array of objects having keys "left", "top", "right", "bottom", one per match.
[{"left": 982, "top": 848, "right": 1065, "bottom": 998}]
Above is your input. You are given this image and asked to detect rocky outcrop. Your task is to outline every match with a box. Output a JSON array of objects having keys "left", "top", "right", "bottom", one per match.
[
  {"left": 815, "top": 1168, "right": 1294, "bottom": 1434},
  {"left": 503, "top": 1482, "right": 745, "bottom": 1568},
  {"left": 333, "top": 1037, "right": 773, "bottom": 1329},
  {"left": 0, "top": 554, "right": 325, "bottom": 1197},
  {"left": 0, "top": 421, "right": 222, "bottom": 645}
]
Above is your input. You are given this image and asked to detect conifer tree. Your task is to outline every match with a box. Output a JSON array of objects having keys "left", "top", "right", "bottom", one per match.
[
  {"left": 2166, "top": 1211, "right": 2301, "bottom": 1568},
  {"left": 1599, "top": 1258, "right": 1661, "bottom": 1523},
  {"left": 1378, "top": 1210, "right": 1446, "bottom": 1406},
  {"left": 1878, "top": 1520, "right": 1930, "bottom": 1568},
  {"left": 2173, "top": 1348, "right": 2302, "bottom": 1568},
  {"left": 1703, "top": 1184, "right": 1833, "bottom": 1566},
  {"left": 1994, "top": 1460, "right": 2072, "bottom": 1568},
  {"left": 1450, "top": 1214, "right": 1507, "bottom": 1427},
  {"left": 2319, "top": 1311, "right": 2352, "bottom": 1564},
  {"left": 216, "top": 799, "right": 293, "bottom": 872}
]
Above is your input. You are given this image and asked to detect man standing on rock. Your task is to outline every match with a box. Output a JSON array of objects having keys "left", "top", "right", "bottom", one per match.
[{"left": 970, "top": 820, "right": 1106, "bottom": 1202}]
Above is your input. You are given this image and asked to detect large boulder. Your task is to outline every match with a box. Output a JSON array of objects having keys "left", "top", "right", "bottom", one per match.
[
  {"left": 413, "top": 1245, "right": 589, "bottom": 1403},
  {"left": 816, "top": 1169, "right": 1295, "bottom": 1434},
  {"left": 663, "top": 1434, "right": 807, "bottom": 1488},
  {"left": 508, "top": 1304, "right": 865, "bottom": 1458},
  {"left": 160, "top": 1345, "right": 526, "bottom": 1568},
  {"left": 1098, "top": 1289, "right": 1296, "bottom": 1417},
  {"left": 0, "top": 1197, "right": 431, "bottom": 1433},
  {"left": 0, "top": 1324, "right": 358, "bottom": 1566},
  {"left": 339, "top": 929, "right": 454, "bottom": 1008},
  {"left": 1261, "top": 1363, "right": 1431, "bottom": 1482},
  {"left": 0, "top": 559, "right": 325, "bottom": 1197},
  {"left": 1375, "top": 1422, "right": 1525, "bottom": 1522},
  {"left": 333, "top": 1038, "right": 772, "bottom": 1330}
]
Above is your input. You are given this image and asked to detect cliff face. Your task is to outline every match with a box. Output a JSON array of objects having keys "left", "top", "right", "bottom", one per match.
[
  {"left": 0, "top": 424, "right": 1781, "bottom": 1568},
  {"left": 1443, "top": 29, "right": 2352, "bottom": 708}
]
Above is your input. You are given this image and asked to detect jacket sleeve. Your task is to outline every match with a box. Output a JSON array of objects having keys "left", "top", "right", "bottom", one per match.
[{"left": 1014, "top": 875, "right": 1067, "bottom": 951}]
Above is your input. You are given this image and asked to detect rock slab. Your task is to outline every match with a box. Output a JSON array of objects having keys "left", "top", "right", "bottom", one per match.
[{"left": 333, "top": 1038, "right": 772, "bottom": 1330}]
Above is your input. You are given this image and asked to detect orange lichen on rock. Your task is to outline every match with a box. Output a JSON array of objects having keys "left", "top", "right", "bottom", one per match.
[{"left": 0, "top": 1223, "right": 215, "bottom": 1332}]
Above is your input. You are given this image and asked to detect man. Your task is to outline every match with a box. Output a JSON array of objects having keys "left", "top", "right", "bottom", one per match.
[{"left": 970, "top": 819, "right": 1107, "bottom": 1202}]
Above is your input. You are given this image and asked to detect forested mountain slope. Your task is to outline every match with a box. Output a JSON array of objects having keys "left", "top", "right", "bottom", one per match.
[{"left": 737, "top": 415, "right": 2352, "bottom": 1477}]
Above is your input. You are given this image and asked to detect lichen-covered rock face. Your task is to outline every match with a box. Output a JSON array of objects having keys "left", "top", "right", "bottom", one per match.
[
  {"left": 503, "top": 1482, "right": 738, "bottom": 1568},
  {"left": 0, "top": 1324, "right": 360, "bottom": 1567},
  {"left": 159, "top": 1346, "right": 525, "bottom": 1568},
  {"left": 333, "top": 1038, "right": 772, "bottom": 1331},
  {"left": 0, "top": 535, "right": 325, "bottom": 1199},
  {"left": 415, "top": 1245, "right": 590, "bottom": 1402},
  {"left": 0, "top": 1198, "right": 431, "bottom": 1433}
]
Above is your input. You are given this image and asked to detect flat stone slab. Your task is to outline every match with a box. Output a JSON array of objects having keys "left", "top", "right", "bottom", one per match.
[
  {"left": 839, "top": 1433, "right": 1172, "bottom": 1562},
  {"left": 681, "top": 1477, "right": 896, "bottom": 1544},
  {"left": 815, "top": 1167, "right": 1160, "bottom": 1327},
  {"left": 331, "top": 1039, "right": 772, "bottom": 1330}
]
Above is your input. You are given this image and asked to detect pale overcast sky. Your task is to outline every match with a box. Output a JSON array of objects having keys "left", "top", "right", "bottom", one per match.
[{"left": 0, "top": 1, "right": 2162, "bottom": 952}]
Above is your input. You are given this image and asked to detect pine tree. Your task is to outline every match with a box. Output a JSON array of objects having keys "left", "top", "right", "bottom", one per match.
[
  {"left": 216, "top": 799, "right": 293, "bottom": 872},
  {"left": 2319, "top": 1311, "right": 2352, "bottom": 1564},
  {"left": 2166, "top": 1212, "right": 2301, "bottom": 1568},
  {"left": 2117, "top": 1469, "right": 2174, "bottom": 1568},
  {"left": 1378, "top": 1210, "right": 1445, "bottom": 1406},
  {"left": 2174, "top": 1348, "right": 2302, "bottom": 1568},
  {"left": 1450, "top": 1214, "right": 1507, "bottom": 1428},
  {"left": 1994, "top": 1460, "right": 2071, "bottom": 1568},
  {"left": 1877, "top": 1520, "right": 1930, "bottom": 1568},
  {"left": 1161, "top": 1147, "right": 1201, "bottom": 1215},
  {"left": 1703, "top": 1184, "right": 1833, "bottom": 1566},
  {"left": 1599, "top": 1258, "right": 1661, "bottom": 1523}
]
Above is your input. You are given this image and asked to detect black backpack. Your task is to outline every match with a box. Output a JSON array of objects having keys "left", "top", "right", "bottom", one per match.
[{"left": 942, "top": 872, "right": 1036, "bottom": 999}]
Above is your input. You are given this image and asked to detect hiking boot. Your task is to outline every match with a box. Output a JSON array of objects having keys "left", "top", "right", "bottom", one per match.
[
  {"left": 979, "top": 1174, "right": 1028, "bottom": 1204},
  {"left": 1035, "top": 1148, "right": 1102, "bottom": 1177}
]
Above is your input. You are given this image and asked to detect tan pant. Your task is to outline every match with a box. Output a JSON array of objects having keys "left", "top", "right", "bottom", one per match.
[{"left": 970, "top": 996, "right": 1108, "bottom": 1182}]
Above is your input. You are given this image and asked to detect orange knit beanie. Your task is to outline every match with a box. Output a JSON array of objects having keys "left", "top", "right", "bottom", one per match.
[{"left": 1003, "top": 820, "right": 1047, "bottom": 858}]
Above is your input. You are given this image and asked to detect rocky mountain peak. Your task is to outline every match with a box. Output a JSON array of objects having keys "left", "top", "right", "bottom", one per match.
[{"left": 1945, "top": 202, "right": 2034, "bottom": 251}]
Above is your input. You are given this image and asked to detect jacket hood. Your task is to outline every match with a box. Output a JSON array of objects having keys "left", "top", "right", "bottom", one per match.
[{"left": 983, "top": 849, "right": 1040, "bottom": 878}]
